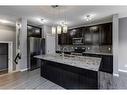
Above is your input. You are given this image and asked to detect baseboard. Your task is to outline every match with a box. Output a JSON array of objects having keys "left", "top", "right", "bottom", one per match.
[
  {"left": 119, "top": 69, "right": 127, "bottom": 73},
  {"left": 0, "top": 70, "right": 19, "bottom": 77},
  {"left": 0, "top": 68, "right": 8, "bottom": 72},
  {"left": 9, "top": 70, "right": 20, "bottom": 73},
  {"left": 20, "top": 68, "right": 28, "bottom": 72},
  {"left": 0, "top": 68, "right": 28, "bottom": 77},
  {"left": 113, "top": 73, "right": 119, "bottom": 77}
]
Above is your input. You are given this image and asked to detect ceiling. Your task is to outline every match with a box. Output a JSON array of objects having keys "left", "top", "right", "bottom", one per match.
[{"left": 0, "top": 6, "right": 127, "bottom": 27}]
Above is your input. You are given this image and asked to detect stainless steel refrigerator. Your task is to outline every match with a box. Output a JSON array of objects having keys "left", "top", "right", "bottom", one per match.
[{"left": 27, "top": 37, "right": 45, "bottom": 71}]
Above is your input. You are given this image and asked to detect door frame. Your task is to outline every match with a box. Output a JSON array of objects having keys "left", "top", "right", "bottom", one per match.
[{"left": 0, "top": 41, "right": 13, "bottom": 73}]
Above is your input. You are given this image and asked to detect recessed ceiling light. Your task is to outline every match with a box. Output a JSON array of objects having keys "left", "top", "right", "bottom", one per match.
[
  {"left": 40, "top": 19, "right": 47, "bottom": 23},
  {"left": 0, "top": 19, "right": 11, "bottom": 24},
  {"left": 51, "top": 5, "right": 59, "bottom": 8},
  {"left": 37, "top": 18, "right": 48, "bottom": 24},
  {"left": 84, "top": 14, "right": 96, "bottom": 21},
  {"left": 57, "top": 20, "right": 68, "bottom": 26}
]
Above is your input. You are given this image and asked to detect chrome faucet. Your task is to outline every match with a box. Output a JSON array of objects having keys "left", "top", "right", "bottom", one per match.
[{"left": 62, "top": 47, "right": 67, "bottom": 58}]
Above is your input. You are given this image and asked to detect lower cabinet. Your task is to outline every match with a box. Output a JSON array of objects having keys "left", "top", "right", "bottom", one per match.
[
  {"left": 82, "top": 53, "right": 113, "bottom": 74},
  {"left": 41, "top": 60, "right": 98, "bottom": 89}
]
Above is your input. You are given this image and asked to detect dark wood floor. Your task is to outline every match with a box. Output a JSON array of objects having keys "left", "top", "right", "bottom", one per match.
[{"left": 0, "top": 69, "right": 127, "bottom": 89}]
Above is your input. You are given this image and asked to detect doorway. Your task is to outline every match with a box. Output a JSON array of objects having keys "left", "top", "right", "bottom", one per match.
[{"left": 0, "top": 41, "right": 13, "bottom": 75}]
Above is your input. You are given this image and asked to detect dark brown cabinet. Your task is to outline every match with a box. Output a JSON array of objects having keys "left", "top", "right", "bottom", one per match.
[
  {"left": 58, "top": 22, "right": 112, "bottom": 45},
  {"left": 83, "top": 23, "right": 112, "bottom": 45},
  {"left": 58, "top": 34, "right": 62, "bottom": 45},
  {"left": 58, "top": 33, "right": 68, "bottom": 45},
  {"left": 41, "top": 60, "right": 98, "bottom": 89},
  {"left": 58, "top": 28, "right": 83, "bottom": 45},
  {"left": 27, "top": 25, "right": 42, "bottom": 38},
  {"left": 83, "top": 26, "right": 100, "bottom": 45},
  {"left": 69, "top": 28, "right": 83, "bottom": 38},
  {"left": 83, "top": 27, "right": 91, "bottom": 45},
  {"left": 82, "top": 53, "right": 113, "bottom": 74},
  {"left": 58, "top": 32, "right": 73, "bottom": 45},
  {"left": 100, "top": 23, "right": 112, "bottom": 45},
  {"left": 90, "top": 26, "right": 100, "bottom": 45}
]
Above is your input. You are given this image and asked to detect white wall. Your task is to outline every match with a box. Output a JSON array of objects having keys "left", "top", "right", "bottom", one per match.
[
  {"left": 42, "top": 25, "right": 56, "bottom": 55},
  {"left": 119, "top": 17, "right": 127, "bottom": 72},
  {"left": 46, "top": 35, "right": 55, "bottom": 54},
  {"left": 0, "top": 24, "right": 16, "bottom": 70},
  {"left": 16, "top": 18, "right": 27, "bottom": 71},
  {"left": 113, "top": 14, "right": 119, "bottom": 76}
]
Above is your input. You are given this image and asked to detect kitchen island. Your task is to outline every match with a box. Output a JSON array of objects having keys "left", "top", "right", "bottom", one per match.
[{"left": 35, "top": 54, "right": 102, "bottom": 89}]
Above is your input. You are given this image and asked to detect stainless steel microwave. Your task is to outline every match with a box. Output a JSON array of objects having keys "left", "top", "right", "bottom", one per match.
[{"left": 72, "top": 38, "right": 84, "bottom": 45}]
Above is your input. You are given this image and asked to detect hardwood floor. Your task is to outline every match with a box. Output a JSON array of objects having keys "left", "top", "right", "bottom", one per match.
[
  {"left": 0, "top": 68, "right": 127, "bottom": 89},
  {"left": 0, "top": 69, "right": 64, "bottom": 89},
  {"left": 0, "top": 69, "right": 8, "bottom": 75},
  {"left": 99, "top": 71, "right": 127, "bottom": 89}
]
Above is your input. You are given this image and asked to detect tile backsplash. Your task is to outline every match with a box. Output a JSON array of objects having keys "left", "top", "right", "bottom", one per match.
[{"left": 57, "top": 45, "right": 112, "bottom": 53}]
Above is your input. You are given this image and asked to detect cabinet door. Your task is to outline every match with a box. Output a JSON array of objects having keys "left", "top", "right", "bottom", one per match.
[
  {"left": 61, "top": 33, "right": 67, "bottom": 45},
  {"left": 58, "top": 27, "right": 83, "bottom": 45},
  {"left": 69, "top": 28, "right": 82, "bottom": 38},
  {"left": 83, "top": 27, "right": 93, "bottom": 45},
  {"left": 58, "top": 33, "right": 66, "bottom": 45},
  {"left": 66, "top": 30, "right": 73, "bottom": 45},
  {"left": 58, "top": 31, "right": 72, "bottom": 45},
  {"left": 100, "top": 23, "right": 112, "bottom": 45},
  {"left": 61, "top": 70, "right": 79, "bottom": 89},
  {"left": 99, "top": 55, "right": 113, "bottom": 73},
  {"left": 27, "top": 25, "right": 41, "bottom": 38},
  {"left": 90, "top": 26, "right": 100, "bottom": 45},
  {"left": 58, "top": 34, "right": 62, "bottom": 45},
  {"left": 41, "top": 61, "right": 63, "bottom": 85},
  {"left": 78, "top": 68, "right": 98, "bottom": 89},
  {"left": 105, "top": 23, "right": 112, "bottom": 45}
]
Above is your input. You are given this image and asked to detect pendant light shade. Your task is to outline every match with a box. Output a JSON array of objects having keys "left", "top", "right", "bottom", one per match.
[
  {"left": 52, "top": 27, "right": 56, "bottom": 35},
  {"left": 63, "top": 25, "right": 68, "bottom": 33},
  {"left": 57, "top": 25, "right": 61, "bottom": 34}
]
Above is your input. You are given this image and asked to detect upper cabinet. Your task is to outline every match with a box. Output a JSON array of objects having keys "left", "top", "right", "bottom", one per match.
[
  {"left": 58, "top": 31, "right": 72, "bottom": 45},
  {"left": 58, "top": 22, "right": 112, "bottom": 45},
  {"left": 27, "top": 25, "right": 42, "bottom": 38},
  {"left": 58, "top": 33, "right": 68, "bottom": 45},
  {"left": 83, "top": 26, "right": 100, "bottom": 45},
  {"left": 99, "top": 23, "right": 112, "bottom": 45},
  {"left": 58, "top": 27, "right": 83, "bottom": 45},
  {"left": 69, "top": 28, "right": 83, "bottom": 38}
]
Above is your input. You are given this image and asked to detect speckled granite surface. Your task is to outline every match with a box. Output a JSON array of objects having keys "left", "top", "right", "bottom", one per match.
[
  {"left": 34, "top": 54, "right": 102, "bottom": 71},
  {"left": 83, "top": 52, "right": 113, "bottom": 56}
]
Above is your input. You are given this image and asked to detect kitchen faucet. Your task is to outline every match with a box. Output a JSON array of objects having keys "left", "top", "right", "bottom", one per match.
[{"left": 62, "top": 47, "right": 67, "bottom": 58}]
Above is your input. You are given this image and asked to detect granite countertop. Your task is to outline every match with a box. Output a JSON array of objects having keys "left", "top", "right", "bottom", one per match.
[
  {"left": 56, "top": 50, "right": 113, "bottom": 56},
  {"left": 82, "top": 52, "right": 113, "bottom": 56},
  {"left": 34, "top": 54, "right": 102, "bottom": 72}
]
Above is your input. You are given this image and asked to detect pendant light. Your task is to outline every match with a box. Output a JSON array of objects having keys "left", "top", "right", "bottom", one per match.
[
  {"left": 62, "top": 9, "right": 68, "bottom": 33},
  {"left": 51, "top": 5, "right": 57, "bottom": 35},
  {"left": 52, "top": 26, "right": 56, "bottom": 35},
  {"left": 51, "top": 5, "right": 68, "bottom": 34},
  {"left": 57, "top": 6, "right": 62, "bottom": 34},
  {"left": 57, "top": 25, "right": 61, "bottom": 34},
  {"left": 63, "top": 24, "right": 68, "bottom": 33}
]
